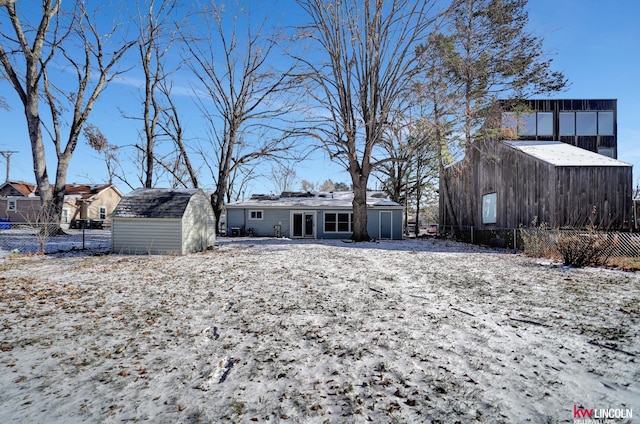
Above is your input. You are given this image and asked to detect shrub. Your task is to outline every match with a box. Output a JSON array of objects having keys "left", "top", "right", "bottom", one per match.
[
  {"left": 520, "top": 217, "right": 553, "bottom": 257},
  {"left": 554, "top": 229, "right": 614, "bottom": 267}
]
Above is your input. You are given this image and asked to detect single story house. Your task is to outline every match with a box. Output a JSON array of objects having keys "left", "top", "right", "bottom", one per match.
[
  {"left": 111, "top": 188, "right": 216, "bottom": 255},
  {"left": 440, "top": 140, "right": 633, "bottom": 231},
  {"left": 0, "top": 181, "right": 122, "bottom": 227},
  {"left": 225, "top": 191, "right": 404, "bottom": 240}
]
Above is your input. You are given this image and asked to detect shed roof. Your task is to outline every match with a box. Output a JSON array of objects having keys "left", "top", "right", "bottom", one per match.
[
  {"left": 226, "top": 191, "right": 402, "bottom": 209},
  {"left": 504, "top": 141, "right": 631, "bottom": 167},
  {"left": 112, "top": 188, "right": 202, "bottom": 219}
]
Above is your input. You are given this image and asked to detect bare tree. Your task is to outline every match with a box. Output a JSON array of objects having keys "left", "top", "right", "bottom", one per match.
[
  {"left": 0, "top": 1, "right": 136, "bottom": 232},
  {"left": 122, "top": 0, "right": 182, "bottom": 188},
  {"left": 83, "top": 124, "right": 120, "bottom": 185},
  {"left": 296, "top": 0, "right": 438, "bottom": 241},
  {"left": 271, "top": 163, "right": 297, "bottom": 194},
  {"left": 185, "top": 0, "right": 304, "bottom": 233}
]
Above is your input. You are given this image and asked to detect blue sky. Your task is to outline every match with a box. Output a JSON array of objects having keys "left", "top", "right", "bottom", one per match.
[{"left": 1, "top": 0, "right": 639, "bottom": 196}]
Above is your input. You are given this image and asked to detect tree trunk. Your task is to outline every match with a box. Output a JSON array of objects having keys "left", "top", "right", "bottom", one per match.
[{"left": 350, "top": 172, "right": 370, "bottom": 242}]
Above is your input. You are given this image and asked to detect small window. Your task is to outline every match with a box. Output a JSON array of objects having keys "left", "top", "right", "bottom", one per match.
[
  {"left": 576, "top": 112, "right": 597, "bottom": 135},
  {"left": 249, "top": 210, "right": 263, "bottom": 220},
  {"left": 482, "top": 193, "right": 497, "bottom": 225},
  {"left": 7, "top": 199, "right": 16, "bottom": 211},
  {"left": 61, "top": 208, "right": 70, "bottom": 224},
  {"left": 598, "top": 111, "right": 614, "bottom": 135},
  {"left": 501, "top": 112, "right": 517, "bottom": 135},
  {"left": 536, "top": 112, "right": 553, "bottom": 136},
  {"left": 559, "top": 112, "right": 575, "bottom": 135},
  {"left": 517, "top": 113, "right": 536, "bottom": 136},
  {"left": 598, "top": 147, "right": 615, "bottom": 158}
]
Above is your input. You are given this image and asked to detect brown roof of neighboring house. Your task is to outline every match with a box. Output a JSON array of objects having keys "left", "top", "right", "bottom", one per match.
[
  {"left": 1, "top": 181, "right": 38, "bottom": 197},
  {"left": 2, "top": 181, "right": 120, "bottom": 199},
  {"left": 64, "top": 183, "right": 116, "bottom": 200}
]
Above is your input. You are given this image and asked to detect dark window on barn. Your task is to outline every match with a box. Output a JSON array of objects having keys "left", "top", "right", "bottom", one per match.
[
  {"left": 537, "top": 112, "right": 553, "bottom": 136},
  {"left": 598, "top": 111, "right": 614, "bottom": 135},
  {"left": 576, "top": 112, "right": 597, "bottom": 135},
  {"left": 559, "top": 112, "right": 575, "bottom": 135}
]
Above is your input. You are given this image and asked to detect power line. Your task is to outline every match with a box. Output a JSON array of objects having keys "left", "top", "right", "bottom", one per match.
[{"left": 0, "top": 151, "right": 19, "bottom": 183}]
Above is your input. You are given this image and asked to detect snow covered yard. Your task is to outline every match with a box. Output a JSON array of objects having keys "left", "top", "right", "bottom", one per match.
[{"left": 0, "top": 238, "right": 638, "bottom": 423}]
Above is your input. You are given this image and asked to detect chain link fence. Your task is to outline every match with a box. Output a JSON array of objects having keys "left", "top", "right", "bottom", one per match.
[
  {"left": 0, "top": 222, "right": 112, "bottom": 257},
  {"left": 440, "top": 225, "right": 640, "bottom": 265}
]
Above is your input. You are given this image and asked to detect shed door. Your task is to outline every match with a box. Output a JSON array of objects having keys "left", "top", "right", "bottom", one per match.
[{"left": 379, "top": 211, "right": 392, "bottom": 239}]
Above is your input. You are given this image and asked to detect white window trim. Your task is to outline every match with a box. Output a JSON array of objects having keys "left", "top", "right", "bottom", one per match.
[
  {"left": 7, "top": 199, "right": 17, "bottom": 212},
  {"left": 98, "top": 205, "right": 107, "bottom": 220},
  {"left": 248, "top": 210, "right": 264, "bottom": 220},
  {"left": 324, "top": 211, "right": 353, "bottom": 233}
]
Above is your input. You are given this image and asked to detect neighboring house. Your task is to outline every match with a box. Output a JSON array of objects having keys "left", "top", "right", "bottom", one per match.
[
  {"left": 225, "top": 191, "right": 404, "bottom": 240},
  {"left": 441, "top": 140, "right": 633, "bottom": 231},
  {"left": 0, "top": 181, "right": 122, "bottom": 227},
  {"left": 500, "top": 99, "right": 618, "bottom": 158},
  {"left": 111, "top": 188, "right": 216, "bottom": 255}
]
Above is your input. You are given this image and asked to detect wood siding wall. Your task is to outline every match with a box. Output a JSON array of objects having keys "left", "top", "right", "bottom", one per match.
[{"left": 441, "top": 141, "right": 633, "bottom": 230}]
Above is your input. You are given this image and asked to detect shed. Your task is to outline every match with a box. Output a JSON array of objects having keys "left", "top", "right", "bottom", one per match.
[
  {"left": 112, "top": 188, "right": 215, "bottom": 255},
  {"left": 225, "top": 191, "right": 404, "bottom": 240},
  {"left": 440, "top": 140, "right": 633, "bottom": 230}
]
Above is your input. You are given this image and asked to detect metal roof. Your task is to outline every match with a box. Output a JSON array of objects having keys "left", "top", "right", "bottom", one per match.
[{"left": 504, "top": 141, "right": 631, "bottom": 167}]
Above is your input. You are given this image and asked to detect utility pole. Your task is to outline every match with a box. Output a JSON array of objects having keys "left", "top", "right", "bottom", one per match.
[{"left": 0, "top": 151, "right": 18, "bottom": 183}]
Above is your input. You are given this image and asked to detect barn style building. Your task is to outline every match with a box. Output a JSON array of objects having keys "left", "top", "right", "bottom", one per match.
[{"left": 440, "top": 140, "right": 633, "bottom": 232}]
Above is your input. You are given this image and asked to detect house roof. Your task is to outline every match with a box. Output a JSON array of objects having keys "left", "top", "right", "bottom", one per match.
[
  {"left": 1, "top": 181, "right": 121, "bottom": 199},
  {"left": 0, "top": 181, "right": 38, "bottom": 197},
  {"left": 64, "top": 183, "right": 121, "bottom": 200},
  {"left": 226, "top": 191, "right": 403, "bottom": 209},
  {"left": 504, "top": 141, "right": 631, "bottom": 167},
  {"left": 112, "top": 188, "right": 203, "bottom": 219}
]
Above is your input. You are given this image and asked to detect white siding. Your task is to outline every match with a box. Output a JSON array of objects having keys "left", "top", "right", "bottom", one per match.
[
  {"left": 181, "top": 194, "right": 216, "bottom": 254},
  {"left": 112, "top": 218, "right": 182, "bottom": 255}
]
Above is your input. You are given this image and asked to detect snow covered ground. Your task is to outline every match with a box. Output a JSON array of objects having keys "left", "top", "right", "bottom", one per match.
[{"left": 0, "top": 237, "right": 638, "bottom": 423}]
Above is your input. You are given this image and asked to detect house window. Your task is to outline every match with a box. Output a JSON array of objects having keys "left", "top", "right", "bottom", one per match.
[
  {"left": 559, "top": 112, "right": 575, "bottom": 135},
  {"left": 598, "top": 147, "right": 615, "bottom": 158},
  {"left": 536, "top": 112, "right": 553, "bottom": 136},
  {"left": 61, "top": 208, "right": 70, "bottom": 224},
  {"left": 7, "top": 199, "right": 16, "bottom": 211},
  {"left": 249, "top": 210, "right": 263, "bottom": 220},
  {"left": 482, "top": 193, "right": 497, "bottom": 225},
  {"left": 598, "top": 111, "right": 614, "bottom": 135},
  {"left": 99, "top": 206, "right": 107, "bottom": 220},
  {"left": 501, "top": 112, "right": 517, "bottom": 135},
  {"left": 324, "top": 212, "right": 353, "bottom": 232},
  {"left": 576, "top": 112, "right": 597, "bottom": 135},
  {"left": 517, "top": 113, "right": 537, "bottom": 136}
]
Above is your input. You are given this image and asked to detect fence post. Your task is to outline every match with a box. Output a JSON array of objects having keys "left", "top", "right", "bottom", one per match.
[
  {"left": 470, "top": 226, "right": 474, "bottom": 244},
  {"left": 513, "top": 228, "right": 517, "bottom": 250}
]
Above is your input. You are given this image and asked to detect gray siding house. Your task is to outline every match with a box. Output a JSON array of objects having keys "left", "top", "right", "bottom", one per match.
[
  {"left": 225, "top": 191, "right": 404, "bottom": 240},
  {"left": 441, "top": 140, "right": 633, "bottom": 230},
  {"left": 112, "top": 188, "right": 216, "bottom": 255}
]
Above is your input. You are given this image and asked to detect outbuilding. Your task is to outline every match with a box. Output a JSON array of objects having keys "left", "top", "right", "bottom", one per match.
[
  {"left": 112, "top": 188, "right": 215, "bottom": 255},
  {"left": 225, "top": 191, "right": 404, "bottom": 240},
  {"left": 440, "top": 140, "right": 633, "bottom": 231}
]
